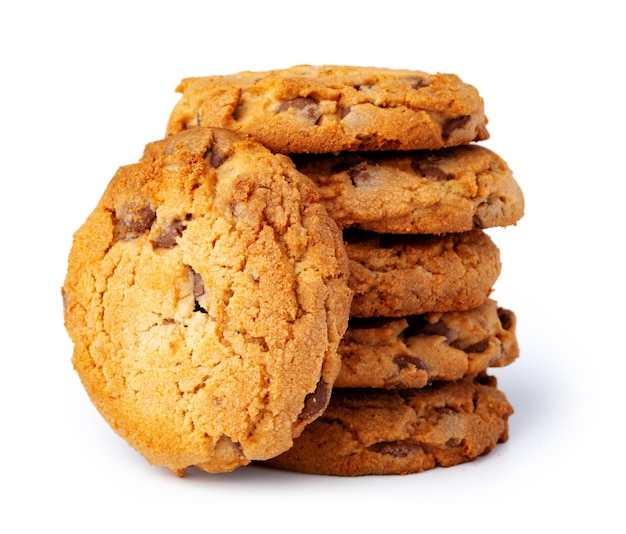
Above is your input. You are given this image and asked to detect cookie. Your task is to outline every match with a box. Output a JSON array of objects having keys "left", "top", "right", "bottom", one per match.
[
  {"left": 166, "top": 65, "right": 489, "bottom": 154},
  {"left": 263, "top": 374, "right": 512, "bottom": 476},
  {"left": 62, "top": 127, "right": 352, "bottom": 475},
  {"left": 346, "top": 229, "right": 501, "bottom": 318},
  {"left": 336, "top": 299, "right": 518, "bottom": 389},
  {"left": 292, "top": 144, "right": 524, "bottom": 234}
]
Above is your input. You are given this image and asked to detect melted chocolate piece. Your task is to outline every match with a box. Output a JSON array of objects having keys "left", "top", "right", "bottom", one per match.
[
  {"left": 117, "top": 203, "right": 156, "bottom": 234},
  {"left": 367, "top": 439, "right": 417, "bottom": 457},
  {"left": 462, "top": 339, "right": 490, "bottom": 354},
  {"left": 442, "top": 115, "right": 471, "bottom": 140},
  {"left": 192, "top": 270, "right": 207, "bottom": 313},
  {"left": 394, "top": 355, "right": 428, "bottom": 372},
  {"left": 417, "top": 163, "right": 451, "bottom": 180},
  {"left": 205, "top": 145, "right": 229, "bottom": 168},
  {"left": 152, "top": 219, "right": 185, "bottom": 248},
  {"left": 498, "top": 308, "right": 513, "bottom": 331},
  {"left": 405, "top": 317, "right": 450, "bottom": 339},
  {"left": 348, "top": 163, "right": 371, "bottom": 186},
  {"left": 408, "top": 76, "right": 430, "bottom": 90},
  {"left": 299, "top": 380, "right": 330, "bottom": 421},
  {"left": 276, "top": 97, "right": 321, "bottom": 124}
]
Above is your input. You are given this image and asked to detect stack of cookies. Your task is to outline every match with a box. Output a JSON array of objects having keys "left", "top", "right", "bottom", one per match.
[{"left": 63, "top": 65, "right": 524, "bottom": 477}]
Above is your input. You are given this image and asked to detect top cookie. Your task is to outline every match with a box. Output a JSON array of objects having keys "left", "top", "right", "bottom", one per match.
[
  {"left": 62, "top": 127, "right": 352, "bottom": 475},
  {"left": 166, "top": 65, "right": 489, "bottom": 154}
]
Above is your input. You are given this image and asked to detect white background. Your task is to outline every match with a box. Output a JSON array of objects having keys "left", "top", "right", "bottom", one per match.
[{"left": 2, "top": 1, "right": 624, "bottom": 531}]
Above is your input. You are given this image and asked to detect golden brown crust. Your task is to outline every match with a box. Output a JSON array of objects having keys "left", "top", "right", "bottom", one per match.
[
  {"left": 166, "top": 65, "right": 489, "bottom": 154},
  {"left": 293, "top": 145, "right": 524, "bottom": 234},
  {"left": 336, "top": 300, "right": 518, "bottom": 388},
  {"left": 346, "top": 229, "right": 501, "bottom": 318},
  {"left": 62, "top": 127, "right": 352, "bottom": 474},
  {"left": 262, "top": 374, "right": 513, "bottom": 476}
]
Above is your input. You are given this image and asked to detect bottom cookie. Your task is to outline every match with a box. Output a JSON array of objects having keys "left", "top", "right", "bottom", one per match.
[{"left": 262, "top": 374, "right": 512, "bottom": 476}]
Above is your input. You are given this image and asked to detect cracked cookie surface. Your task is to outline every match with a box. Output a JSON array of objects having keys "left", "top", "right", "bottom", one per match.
[
  {"left": 166, "top": 65, "right": 489, "bottom": 154},
  {"left": 346, "top": 229, "right": 501, "bottom": 318},
  {"left": 62, "top": 127, "right": 352, "bottom": 475},
  {"left": 336, "top": 299, "right": 518, "bottom": 388},
  {"left": 293, "top": 144, "right": 524, "bottom": 234},
  {"left": 263, "top": 374, "right": 512, "bottom": 476}
]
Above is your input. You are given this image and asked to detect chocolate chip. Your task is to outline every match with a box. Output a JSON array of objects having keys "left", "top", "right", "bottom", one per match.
[
  {"left": 114, "top": 203, "right": 156, "bottom": 240},
  {"left": 394, "top": 355, "right": 428, "bottom": 372},
  {"left": 405, "top": 317, "right": 450, "bottom": 339},
  {"left": 462, "top": 339, "right": 490, "bottom": 353},
  {"left": 228, "top": 86, "right": 248, "bottom": 121},
  {"left": 417, "top": 163, "right": 451, "bottom": 181},
  {"left": 118, "top": 204, "right": 155, "bottom": 233},
  {"left": 445, "top": 437, "right": 461, "bottom": 447},
  {"left": 442, "top": 115, "right": 471, "bottom": 141},
  {"left": 406, "top": 76, "right": 430, "bottom": 90},
  {"left": 204, "top": 130, "right": 239, "bottom": 168},
  {"left": 367, "top": 439, "right": 417, "bottom": 457},
  {"left": 205, "top": 145, "right": 228, "bottom": 168},
  {"left": 497, "top": 308, "right": 513, "bottom": 331},
  {"left": 193, "top": 271, "right": 205, "bottom": 298},
  {"left": 298, "top": 380, "right": 329, "bottom": 421},
  {"left": 152, "top": 219, "right": 185, "bottom": 248},
  {"left": 287, "top": 97, "right": 316, "bottom": 112},
  {"left": 348, "top": 162, "right": 371, "bottom": 186},
  {"left": 276, "top": 97, "right": 321, "bottom": 124},
  {"left": 338, "top": 103, "right": 352, "bottom": 119},
  {"left": 475, "top": 372, "right": 496, "bottom": 387},
  {"left": 192, "top": 270, "right": 207, "bottom": 313}
]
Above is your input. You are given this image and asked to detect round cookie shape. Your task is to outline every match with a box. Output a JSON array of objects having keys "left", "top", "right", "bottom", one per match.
[
  {"left": 263, "top": 374, "right": 513, "bottom": 476},
  {"left": 293, "top": 144, "right": 524, "bottom": 234},
  {"left": 62, "top": 127, "right": 352, "bottom": 475},
  {"left": 166, "top": 65, "right": 489, "bottom": 154},
  {"left": 346, "top": 229, "right": 501, "bottom": 318},
  {"left": 336, "top": 299, "right": 518, "bottom": 389}
]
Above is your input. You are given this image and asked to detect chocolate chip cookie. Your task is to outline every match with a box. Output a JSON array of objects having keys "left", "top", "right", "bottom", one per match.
[
  {"left": 62, "top": 127, "right": 352, "bottom": 475},
  {"left": 346, "top": 229, "right": 501, "bottom": 318},
  {"left": 263, "top": 374, "right": 512, "bottom": 476},
  {"left": 166, "top": 65, "right": 489, "bottom": 154},
  {"left": 293, "top": 145, "right": 524, "bottom": 234},
  {"left": 336, "top": 299, "right": 518, "bottom": 389}
]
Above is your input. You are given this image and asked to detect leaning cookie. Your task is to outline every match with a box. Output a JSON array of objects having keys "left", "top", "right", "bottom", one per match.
[
  {"left": 166, "top": 65, "right": 489, "bottom": 154},
  {"left": 346, "top": 229, "right": 501, "bottom": 318},
  {"left": 262, "top": 374, "right": 513, "bottom": 476},
  {"left": 293, "top": 145, "right": 524, "bottom": 234},
  {"left": 336, "top": 299, "right": 518, "bottom": 389},
  {"left": 62, "top": 127, "right": 352, "bottom": 475}
]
